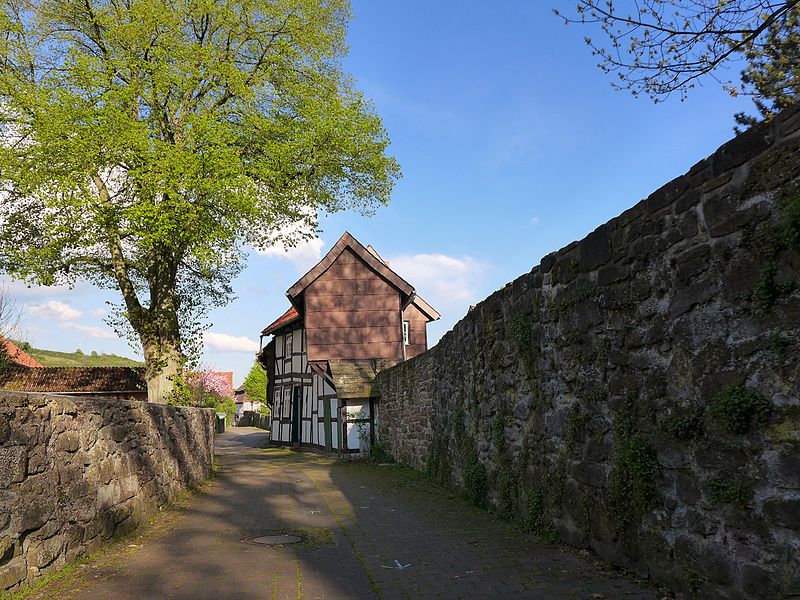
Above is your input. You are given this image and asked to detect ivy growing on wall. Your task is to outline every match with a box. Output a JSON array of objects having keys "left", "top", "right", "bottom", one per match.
[
  {"left": 660, "top": 405, "right": 705, "bottom": 440},
  {"left": 710, "top": 386, "right": 772, "bottom": 434},
  {"left": 609, "top": 395, "right": 661, "bottom": 530},
  {"left": 708, "top": 476, "right": 753, "bottom": 509}
]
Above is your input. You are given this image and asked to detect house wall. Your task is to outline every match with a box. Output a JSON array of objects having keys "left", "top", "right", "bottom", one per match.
[
  {"left": 375, "top": 108, "right": 800, "bottom": 600},
  {"left": 0, "top": 392, "right": 213, "bottom": 594},
  {"left": 269, "top": 327, "right": 340, "bottom": 449},
  {"left": 403, "top": 303, "right": 429, "bottom": 359},
  {"left": 305, "top": 248, "right": 404, "bottom": 361}
]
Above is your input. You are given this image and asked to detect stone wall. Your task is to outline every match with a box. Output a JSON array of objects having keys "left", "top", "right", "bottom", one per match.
[
  {"left": 0, "top": 392, "right": 214, "bottom": 593},
  {"left": 376, "top": 108, "right": 800, "bottom": 600}
]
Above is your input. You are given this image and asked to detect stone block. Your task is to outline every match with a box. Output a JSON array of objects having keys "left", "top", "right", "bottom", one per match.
[
  {"left": 712, "top": 125, "right": 772, "bottom": 175},
  {"left": 739, "top": 562, "right": 785, "bottom": 599},
  {"left": 16, "top": 498, "right": 50, "bottom": 533},
  {"left": 570, "top": 462, "right": 606, "bottom": 488},
  {"left": 0, "top": 447, "right": 26, "bottom": 488},
  {"left": 0, "top": 558, "right": 26, "bottom": 591},
  {"left": 762, "top": 497, "right": 800, "bottom": 529},
  {"left": 0, "top": 415, "right": 10, "bottom": 444},
  {"left": 55, "top": 432, "right": 80, "bottom": 453},
  {"left": 578, "top": 225, "right": 611, "bottom": 272}
]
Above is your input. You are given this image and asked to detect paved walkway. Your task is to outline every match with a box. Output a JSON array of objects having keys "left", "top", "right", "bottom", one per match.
[{"left": 31, "top": 427, "right": 660, "bottom": 600}]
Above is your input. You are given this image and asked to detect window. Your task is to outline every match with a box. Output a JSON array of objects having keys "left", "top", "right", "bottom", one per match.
[{"left": 403, "top": 321, "right": 410, "bottom": 345}]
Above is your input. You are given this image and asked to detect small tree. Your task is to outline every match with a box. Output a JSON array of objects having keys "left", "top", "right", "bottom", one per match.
[
  {"left": 184, "top": 369, "right": 232, "bottom": 405},
  {"left": 243, "top": 360, "right": 268, "bottom": 406},
  {"left": 174, "top": 368, "right": 235, "bottom": 423}
]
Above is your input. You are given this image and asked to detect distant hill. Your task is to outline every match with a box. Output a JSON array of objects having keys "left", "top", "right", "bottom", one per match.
[{"left": 16, "top": 344, "right": 144, "bottom": 368}]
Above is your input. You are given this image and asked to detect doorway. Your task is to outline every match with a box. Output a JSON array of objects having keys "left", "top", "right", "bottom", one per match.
[{"left": 291, "top": 386, "right": 301, "bottom": 446}]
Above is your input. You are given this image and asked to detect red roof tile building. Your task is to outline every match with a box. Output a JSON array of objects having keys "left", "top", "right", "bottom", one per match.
[{"left": 1, "top": 338, "right": 44, "bottom": 368}]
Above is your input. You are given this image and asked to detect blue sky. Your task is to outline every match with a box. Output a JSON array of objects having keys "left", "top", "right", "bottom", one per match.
[{"left": 3, "top": 1, "right": 753, "bottom": 385}]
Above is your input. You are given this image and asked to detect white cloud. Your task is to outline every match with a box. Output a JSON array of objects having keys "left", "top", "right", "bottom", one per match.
[
  {"left": 204, "top": 332, "right": 259, "bottom": 353},
  {"left": 258, "top": 236, "right": 324, "bottom": 273},
  {"left": 91, "top": 308, "right": 106, "bottom": 318},
  {"left": 388, "top": 253, "right": 488, "bottom": 309},
  {"left": 1, "top": 277, "right": 75, "bottom": 299},
  {"left": 253, "top": 209, "right": 325, "bottom": 273},
  {"left": 530, "top": 216, "right": 540, "bottom": 226},
  {"left": 25, "top": 300, "right": 82, "bottom": 322},
  {"left": 63, "top": 323, "right": 116, "bottom": 339}
]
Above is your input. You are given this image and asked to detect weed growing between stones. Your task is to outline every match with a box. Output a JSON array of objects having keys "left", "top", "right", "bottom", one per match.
[
  {"left": 778, "top": 186, "right": 800, "bottom": 250},
  {"left": 518, "top": 486, "right": 559, "bottom": 542},
  {"left": 508, "top": 314, "right": 532, "bottom": 356},
  {"left": 425, "top": 430, "right": 451, "bottom": 486},
  {"left": 508, "top": 312, "right": 538, "bottom": 376},
  {"left": 660, "top": 406, "right": 705, "bottom": 440},
  {"left": 551, "top": 284, "right": 599, "bottom": 316},
  {"left": 747, "top": 185, "right": 799, "bottom": 314},
  {"left": 594, "top": 337, "right": 611, "bottom": 362},
  {"left": 750, "top": 265, "right": 794, "bottom": 313},
  {"left": 687, "top": 571, "right": 703, "bottom": 594},
  {"left": 708, "top": 476, "right": 752, "bottom": 509},
  {"left": 710, "top": 386, "right": 772, "bottom": 434},
  {"left": 609, "top": 397, "right": 660, "bottom": 530},
  {"left": 367, "top": 443, "right": 395, "bottom": 464},
  {"left": 566, "top": 403, "right": 589, "bottom": 452},
  {"left": 770, "top": 333, "right": 793, "bottom": 356},
  {"left": 494, "top": 454, "right": 515, "bottom": 519},
  {"left": 292, "top": 527, "right": 335, "bottom": 550},
  {"left": 461, "top": 442, "right": 487, "bottom": 508}
]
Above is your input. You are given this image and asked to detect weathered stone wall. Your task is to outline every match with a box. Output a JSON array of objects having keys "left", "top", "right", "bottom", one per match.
[
  {"left": 0, "top": 392, "right": 214, "bottom": 593},
  {"left": 376, "top": 108, "right": 800, "bottom": 600}
]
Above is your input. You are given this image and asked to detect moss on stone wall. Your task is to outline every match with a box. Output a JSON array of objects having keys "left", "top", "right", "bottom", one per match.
[
  {"left": 710, "top": 386, "right": 772, "bottom": 434},
  {"left": 609, "top": 398, "right": 660, "bottom": 530}
]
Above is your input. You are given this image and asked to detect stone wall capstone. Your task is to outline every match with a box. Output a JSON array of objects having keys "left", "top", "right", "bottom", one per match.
[
  {"left": 376, "top": 107, "right": 800, "bottom": 600},
  {"left": 0, "top": 392, "right": 214, "bottom": 593}
]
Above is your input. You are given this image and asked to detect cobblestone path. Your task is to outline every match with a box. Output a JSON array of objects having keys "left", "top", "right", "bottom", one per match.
[{"left": 29, "top": 427, "right": 660, "bottom": 600}]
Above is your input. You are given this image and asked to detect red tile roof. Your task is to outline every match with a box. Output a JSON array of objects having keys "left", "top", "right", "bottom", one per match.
[
  {"left": 0, "top": 366, "right": 146, "bottom": 393},
  {"left": 261, "top": 306, "right": 301, "bottom": 336},
  {"left": 1, "top": 338, "right": 43, "bottom": 368}
]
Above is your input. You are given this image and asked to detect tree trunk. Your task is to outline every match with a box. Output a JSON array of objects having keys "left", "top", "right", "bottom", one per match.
[{"left": 143, "top": 338, "right": 182, "bottom": 404}]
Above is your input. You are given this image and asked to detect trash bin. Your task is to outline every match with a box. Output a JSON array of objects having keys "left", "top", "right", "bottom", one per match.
[{"left": 215, "top": 412, "right": 227, "bottom": 434}]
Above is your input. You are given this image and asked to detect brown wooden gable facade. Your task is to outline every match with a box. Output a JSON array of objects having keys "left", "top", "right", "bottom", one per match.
[
  {"left": 304, "top": 247, "right": 405, "bottom": 361},
  {"left": 257, "top": 232, "right": 439, "bottom": 453}
]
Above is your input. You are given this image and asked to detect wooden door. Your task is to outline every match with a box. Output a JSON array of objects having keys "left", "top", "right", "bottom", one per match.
[
  {"left": 291, "top": 386, "right": 301, "bottom": 445},
  {"left": 323, "top": 398, "right": 333, "bottom": 452}
]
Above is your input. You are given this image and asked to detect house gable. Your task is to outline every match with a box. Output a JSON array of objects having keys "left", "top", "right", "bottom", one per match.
[
  {"left": 287, "top": 231, "right": 414, "bottom": 301},
  {"left": 304, "top": 247, "right": 404, "bottom": 361},
  {"left": 402, "top": 302, "right": 429, "bottom": 359}
]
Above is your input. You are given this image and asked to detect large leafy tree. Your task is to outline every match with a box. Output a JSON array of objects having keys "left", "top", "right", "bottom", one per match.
[
  {"left": 557, "top": 1, "right": 800, "bottom": 122},
  {"left": 0, "top": 0, "right": 399, "bottom": 401}
]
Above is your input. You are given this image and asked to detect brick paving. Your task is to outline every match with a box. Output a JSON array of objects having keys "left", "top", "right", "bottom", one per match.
[{"left": 30, "top": 427, "right": 661, "bottom": 600}]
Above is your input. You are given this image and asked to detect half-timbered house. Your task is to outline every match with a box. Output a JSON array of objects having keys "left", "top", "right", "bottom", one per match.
[{"left": 256, "top": 232, "right": 439, "bottom": 453}]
